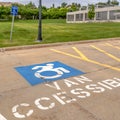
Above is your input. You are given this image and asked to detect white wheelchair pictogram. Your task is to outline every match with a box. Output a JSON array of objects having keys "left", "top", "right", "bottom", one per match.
[{"left": 32, "top": 63, "right": 70, "bottom": 79}]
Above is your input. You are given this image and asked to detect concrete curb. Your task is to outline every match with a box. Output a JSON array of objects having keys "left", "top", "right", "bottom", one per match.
[{"left": 0, "top": 37, "right": 120, "bottom": 52}]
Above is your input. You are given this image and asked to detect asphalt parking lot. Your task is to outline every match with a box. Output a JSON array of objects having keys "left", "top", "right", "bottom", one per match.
[{"left": 0, "top": 39, "right": 120, "bottom": 120}]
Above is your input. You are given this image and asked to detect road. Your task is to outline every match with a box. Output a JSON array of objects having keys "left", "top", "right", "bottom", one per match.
[{"left": 0, "top": 39, "right": 120, "bottom": 120}]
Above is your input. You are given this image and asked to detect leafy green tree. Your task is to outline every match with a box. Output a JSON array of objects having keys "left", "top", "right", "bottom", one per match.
[
  {"left": 42, "top": 6, "right": 48, "bottom": 19},
  {"left": 61, "top": 2, "right": 67, "bottom": 8},
  {"left": 69, "top": 3, "right": 81, "bottom": 11},
  {"left": 107, "top": 0, "right": 111, "bottom": 5},
  {"left": 71, "top": 3, "right": 78, "bottom": 11},
  {"left": 111, "top": 0, "right": 119, "bottom": 5},
  {"left": 47, "top": 8, "right": 59, "bottom": 19},
  {"left": 59, "top": 8, "right": 68, "bottom": 19},
  {"left": 96, "top": 2, "right": 107, "bottom": 7},
  {"left": 25, "top": 1, "right": 36, "bottom": 9},
  {"left": 106, "top": 0, "right": 119, "bottom": 6},
  {"left": 88, "top": 5, "right": 95, "bottom": 20},
  {"left": 81, "top": 6, "right": 87, "bottom": 10},
  {"left": 52, "top": 4, "right": 55, "bottom": 8},
  {"left": 0, "top": 1, "right": 83, "bottom": 20},
  {"left": 0, "top": 6, "right": 11, "bottom": 19}
]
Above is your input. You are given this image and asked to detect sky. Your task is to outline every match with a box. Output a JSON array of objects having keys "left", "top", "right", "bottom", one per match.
[{"left": 0, "top": 0, "right": 120, "bottom": 7}]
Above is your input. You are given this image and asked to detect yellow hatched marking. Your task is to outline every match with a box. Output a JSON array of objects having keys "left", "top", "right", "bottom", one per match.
[
  {"left": 51, "top": 49, "right": 82, "bottom": 60},
  {"left": 72, "top": 47, "right": 89, "bottom": 61},
  {"left": 106, "top": 43, "right": 120, "bottom": 50},
  {"left": 91, "top": 45, "right": 120, "bottom": 62},
  {"left": 72, "top": 47, "right": 120, "bottom": 71},
  {"left": 51, "top": 48, "right": 120, "bottom": 72}
]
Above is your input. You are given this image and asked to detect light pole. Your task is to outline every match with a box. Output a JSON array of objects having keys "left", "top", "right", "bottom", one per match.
[{"left": 37, "top": 0, "right": 42, "bottom": 41}]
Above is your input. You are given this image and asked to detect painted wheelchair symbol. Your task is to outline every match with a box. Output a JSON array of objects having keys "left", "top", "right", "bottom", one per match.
[{"left": 32, "top": 63, "right": 70, "bottom": 79}]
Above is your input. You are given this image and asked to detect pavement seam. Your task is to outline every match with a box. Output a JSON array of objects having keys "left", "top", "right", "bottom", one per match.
[{"left": 71, "top": 101, "right": 102, "bottom": 120}]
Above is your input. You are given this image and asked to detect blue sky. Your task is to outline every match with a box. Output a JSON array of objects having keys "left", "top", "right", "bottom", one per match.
[{"left": 0, "top": 0, "right": 119, "bottom": 7}]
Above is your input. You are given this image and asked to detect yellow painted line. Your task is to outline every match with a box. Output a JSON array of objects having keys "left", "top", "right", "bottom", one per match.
[
  {"left": 87, "top": 59, "right": 120, "bottom": 72},
  {"left": 106, "top": 43, "right": 120, "bottom": 50},
  {"left": 91, "top": 45, "right": 120, "bottom": 62},
  {"left": 50, "top": 49, "right": 82, "bottom": 60},
  {"left": 72, "top": 47, "right": 120, "bottom": 72},
  {"left": 51, "top": 48, "right": 120, "bottom": 72},
  {"left": 72, "top": 47, "right": 89, "bottom": 61}
]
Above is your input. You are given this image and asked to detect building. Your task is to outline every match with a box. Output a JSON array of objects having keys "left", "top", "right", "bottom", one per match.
[
  {"left": 66, "top": 6, "right": 120, "bottom": 23},
  {"left": 0, "top": 2, "right": 12, "bottom": 7},
  {"left": 0, "top": 2, "right": 21, "bottom": 7}
]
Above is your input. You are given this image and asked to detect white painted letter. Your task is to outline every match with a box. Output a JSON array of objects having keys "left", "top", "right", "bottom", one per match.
[
  {"left": 64, "top": 79, "right": 79, "bottom": 87},
  {"left": 35, "top": 97, "right": 55, "bottom": 110},
  {"left": 114, "top": 77, "right": 120, "bottom": 82},
  {"left": 12, "top": 103, "right": 33, "bottom": 118},
  {"left": 0, "top": 114, "right": 7, "bottom": 120},
  {"left": 45, "top": 82, "right": 61, "bottom": 90},
  {"left": 98, "top": 82, "right": 112, "bottom": 90},
  {"left": 102, "top": 79, "right": 120, "bottom": 88},
  {"left": 53, "top": 92, "right": 76, "bottom": 105},
  {"left": 74, "top": 76, "right": 92, "bottom": 84},
  {"left": 71, "top": 88, "right": 90, "bottom": 98},
  {"left": 86, "top": 84, "right": 105, "bottom": 93}
]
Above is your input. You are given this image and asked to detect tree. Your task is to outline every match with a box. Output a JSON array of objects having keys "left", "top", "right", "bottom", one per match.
[
  {"left": 0, "top": 2, "right": 83, "bottom": 20},
  {"left": 42, "top": 6, "right": 48, "bottom": 19},
  {"left": 111, "top": 0, "right": 119, "bottom": 5},
  {"left": 107, "top": 0, "right": 111, "bottom": 5},
  {"left": 106, "top": 0, "right": 119, "bottom": 6},
  {"left": 96, "top": 2, "right": 107, "bottom": 8},
  {"left": 88, "top": 5, "right": 95, "bottom": 20},
  {"left": 61, "top": 2, "right": 67, "bottom": 8},
  {"left": 69, "top": 2, "right": 81, "bottom": 11},
  {"left": 59, "top": 8, "right": 68, "bottom": 19},
  {"left": 25, "top": 1, "right": 36, "bottom": 9},
  {"left": 81, "top": 6, "right": 87, "bottom": 10},
  {"left": 52, "top": 4, "right": 55, "bottom": 8},
  {"left": 47, "top": 8, "right": 59, "bottom": 19},
  {"left": 0, "top": 6, "right": 11, "bottom": 19}
]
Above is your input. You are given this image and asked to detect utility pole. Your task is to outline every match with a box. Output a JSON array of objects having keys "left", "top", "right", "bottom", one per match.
[{"left": 37, "top": 0, "right": 42, "bottom": 41}]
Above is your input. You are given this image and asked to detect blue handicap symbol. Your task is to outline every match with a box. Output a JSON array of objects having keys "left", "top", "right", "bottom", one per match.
[
  {"left": 11, "top": 6, "right": 18, "bottom": 16},
  {"left": 15, "top": 61, "right": 85, "bottom": 86}
]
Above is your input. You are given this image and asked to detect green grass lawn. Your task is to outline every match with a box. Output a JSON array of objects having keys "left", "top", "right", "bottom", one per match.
[{"left": 0, "top": 19, "right": 120, "bottom": 47}]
